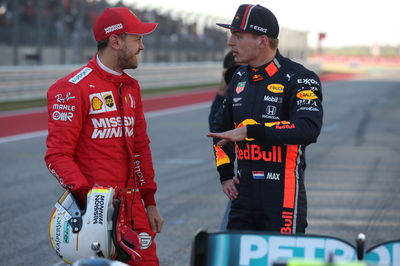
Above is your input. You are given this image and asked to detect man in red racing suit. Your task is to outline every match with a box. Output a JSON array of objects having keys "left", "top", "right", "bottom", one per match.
[{"left": 45, "top": 7, "right": 163, "bottom": 265}]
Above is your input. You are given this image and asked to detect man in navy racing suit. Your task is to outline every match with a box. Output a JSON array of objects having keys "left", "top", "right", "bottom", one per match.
[{"left": 207, "top": 4, "right": 323, "bottom": 233}]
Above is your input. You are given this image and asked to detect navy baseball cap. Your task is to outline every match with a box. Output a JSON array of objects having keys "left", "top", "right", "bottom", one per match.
[{"left": 217, "top": 4, "right": 279, "bottom": 38}]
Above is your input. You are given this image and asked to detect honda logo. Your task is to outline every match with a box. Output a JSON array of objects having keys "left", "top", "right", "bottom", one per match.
[{"left": 266, "top": 105, "right": 277, "bottom": 115}]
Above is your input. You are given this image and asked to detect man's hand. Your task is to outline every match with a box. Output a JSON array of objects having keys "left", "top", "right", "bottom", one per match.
[
  {"left": 206, "top": 126, "right": 247, "bottom": 146},
  {"left": 222, "top": 176, "right": 240, "bottom": 200},
  {"left": 146, "top": 205, "right": 164, "bottom": 233}
]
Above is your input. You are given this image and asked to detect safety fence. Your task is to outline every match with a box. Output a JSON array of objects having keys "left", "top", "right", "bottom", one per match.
[{"left": 0, "top": 62, "right": 222, "bottom": 103}]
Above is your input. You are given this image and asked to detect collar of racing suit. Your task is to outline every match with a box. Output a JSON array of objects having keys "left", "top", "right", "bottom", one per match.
[
  {"left": 88, "top": 54, "right": 138, "bottom": 86},
  {"left": 247, "top": 50, "right": 282, "bottom": 82}
]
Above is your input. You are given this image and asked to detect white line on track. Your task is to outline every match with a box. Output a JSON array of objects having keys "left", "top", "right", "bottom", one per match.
[
  {"left": 0, "top": 130, "right": 48, "bottom": 144},
  {"left": 0, "top": 102, "right": 210, "bottom": 144}
]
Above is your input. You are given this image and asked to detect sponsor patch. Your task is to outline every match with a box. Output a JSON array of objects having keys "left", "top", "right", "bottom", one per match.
[
  {"left": 63, "top": 221, "right": 70, "bottom": 243},
  {"left": 264, "top": 95, "right": 282, "bottom": 103},
  {"left": 262, "top": 105, "right": 280, "bottom": 120},
  {"left": 214, "top": 145, "right": 230, "bottom": 167},
  {"left": 91, "top": 116, "right": 134, "bottom": 139},
  {"left": 104, "top": 94, "right": 114, "bottom": 108},
  {"left": 250, "top": 24, "right": 267, "bottom": 33},
  {"left": 55, "top": 92, "right": 76, "bottom": 103},
  {"left": 286, "top": 73, "right": 295, "bottom": 81},
  {"left": 93, "top": 194, "right": 105, "bottom": 224},
  {"left": 265, "top": 63, "right": 278, "bottom": 76},
  {"left": 252, "top": 74, "right": 263, "bottom": 82},
  {"left": 297, "top": 106, "right": 319, "bottom": 112},
  {"left": 52, "top": 111, "right": 73, "bottom": 122},
  {"left": 276, "top": 123, "right": 295, "bottom": 129},
  {"left": 267, "top": 84, "right": 284, "bottom": 94},
  {"left": 297, "top": 99, "right": 318, "bottom": 107},
  {"left": 236, "top": 144, "right": 282, "bottom": 163},
  {"left": 296, "top": 90, "right": 318, "bottom": 100},
  {"left": 139, "top": 232, "right": 152, "bottom": 250},
  {"left": 236, "top": 119, "right": 259, "bottom": 141},
  {"left": 89, "top": 91, "right": 117, "bottom": 114},
  {"left": 54, "top": 202, "right": 72, "bottom": 221},
  {"left": 69, "top": 67, "right": 92, "bottom": 84},
  {"left": 125, "top": 93, "right": 135, "bottom": 108},
  {"left": 297, "top": 78, "right": 320, "bottom": 86},
  {"left": 252, "top": 171, "right": 265, "bottom": 179},
  {"left": 52, "top": 104, "right": 75, "bottom": 111},
  {"left": 265, "top": 105, "right": 276, "bottom": 115},
  {"left": 266, "top": 172, "right": 280, "bottom": 180},
  {"left": 104, "top": 23, "right": 123, "bottom": 34},
  {"left": 264, "top": 121, "right": 293, "bottom": 129},
  {"left": 236, "top": 82, "right": 246, "bottom": 94}
]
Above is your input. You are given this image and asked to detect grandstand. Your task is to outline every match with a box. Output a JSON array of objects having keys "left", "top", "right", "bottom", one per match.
[{"left": 0, "top": 0, "right": 309, "bottom": 65}]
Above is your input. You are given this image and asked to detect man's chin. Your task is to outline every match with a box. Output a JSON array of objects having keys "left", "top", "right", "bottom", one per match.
[{"left": 122, "top": 63, "right": 138, "bottom": 70}]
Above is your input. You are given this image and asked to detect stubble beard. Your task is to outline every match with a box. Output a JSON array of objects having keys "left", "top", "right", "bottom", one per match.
[{"left": 118, "top": 47, "right": 138, "bottom": 70}]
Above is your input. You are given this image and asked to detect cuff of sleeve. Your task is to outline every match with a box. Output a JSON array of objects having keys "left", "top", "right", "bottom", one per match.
[
  {"left": 217, "top": 164, "right": 235, "bottom": 183},
  {"left": 71, "top": 186, "right": 91, "bottom": 210},
  {"left": 141, "top": 192, "right": 156, "bottom": 207},
  {"left": 247, "top": 124, "right": 264, "bottom": 140}
]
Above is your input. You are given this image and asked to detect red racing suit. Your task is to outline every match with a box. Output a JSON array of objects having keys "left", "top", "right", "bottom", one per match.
[
  {"left": 45, "top": 55, "right": 158, "bottom": 265},
  {"left": 211, "top": 51, "right": 323, "bottom": 234}
]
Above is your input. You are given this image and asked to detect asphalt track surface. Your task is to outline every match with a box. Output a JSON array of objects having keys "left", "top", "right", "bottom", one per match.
[{"left": 1, "top": 70, "right": 400, "bottom": 265}]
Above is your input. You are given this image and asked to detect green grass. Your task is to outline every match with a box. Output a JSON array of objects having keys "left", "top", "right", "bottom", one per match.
[
  {"left": 0, "top": 83, "right": 217, "bottom": 112},
  {"left": 0, "top": 98, "right": 48, "bottom": 112}
]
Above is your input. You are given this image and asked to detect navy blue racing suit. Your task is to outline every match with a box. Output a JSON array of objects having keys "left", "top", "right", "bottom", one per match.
[{"left": 211, "top": 51, "right": 323, "bottom": 233}]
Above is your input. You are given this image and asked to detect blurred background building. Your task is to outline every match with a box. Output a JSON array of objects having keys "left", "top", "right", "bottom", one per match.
[{"left": 0, "top": 0, "right": 309, "bottom": 66}]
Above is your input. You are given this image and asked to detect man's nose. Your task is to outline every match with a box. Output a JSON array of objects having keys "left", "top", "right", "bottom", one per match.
[{"left": 227, "top": 35, "right": 234, "bottom": 47}]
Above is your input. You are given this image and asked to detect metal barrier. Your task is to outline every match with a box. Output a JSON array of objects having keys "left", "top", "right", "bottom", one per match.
[{"left": 0, "top": 62, "right": 222, "bottom": 103}]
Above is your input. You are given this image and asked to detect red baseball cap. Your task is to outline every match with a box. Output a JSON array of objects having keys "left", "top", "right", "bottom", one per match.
[{"left": 93, "top": 7, "right": 158, "bottom": 42}]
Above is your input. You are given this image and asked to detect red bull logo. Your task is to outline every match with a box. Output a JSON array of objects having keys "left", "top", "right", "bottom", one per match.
[
  {"left": 265, "top": 121, "right": 295, "bottom": 129},
  {"left": 236, "top": 143, "right": 282, "bottom": 163},
  {"left": 236, "top": 119, "right": 259, "bottom": 141},
  {"left": 280, "top": 211, "right": 294, "bottom": 234},
  {"left": 252, "top": 74, "right": 263, "bottom": 82}
]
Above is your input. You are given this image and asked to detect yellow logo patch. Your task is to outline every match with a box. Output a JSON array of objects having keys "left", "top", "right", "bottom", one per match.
[
  {"left": 296, "top": 90, "right": 318, "bottom": 100},
  {"left": 267, "top": 84, "right": 284, "bottom": 93}
]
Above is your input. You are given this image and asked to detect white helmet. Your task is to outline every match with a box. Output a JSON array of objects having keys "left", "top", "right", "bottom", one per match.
[{"left": 49, "top": 186, "right": 116, "bottom": 264}]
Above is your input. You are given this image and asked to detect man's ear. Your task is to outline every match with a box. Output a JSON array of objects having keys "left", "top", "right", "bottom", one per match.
[
  {"left": 258, "top": 35, "right": 269, "bottom": 49},
  {"left": 108, "top": 34, "right": 122, "bottom": 50}
]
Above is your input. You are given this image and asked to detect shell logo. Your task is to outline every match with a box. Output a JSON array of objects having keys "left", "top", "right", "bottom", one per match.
[
  {"left": 267, "top": 84, "right": 284, "bottom": 93},
  {"left": 91, "top": 96, "right": 103, "bottom": 111},
  {"left": 296, "top": 90, "right": 318, "bottom": 100}
]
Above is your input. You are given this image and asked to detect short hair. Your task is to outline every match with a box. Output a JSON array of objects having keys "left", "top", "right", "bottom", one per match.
[
  {"left": 251, "top": 33, "right": 279, "bottom": 50},
  {"left": 97, "top": 39, "right": 109, "bottom": 51},
  {"left": 269, "top": 38, "right": 279, "bottom": 49},
  {"left": 97, "top": 33, "right": 127, "bottom": 51}
]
